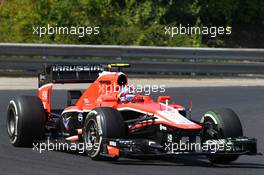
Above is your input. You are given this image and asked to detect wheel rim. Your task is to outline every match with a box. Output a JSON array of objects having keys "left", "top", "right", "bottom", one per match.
[
  {"left": 202, "top": 117, "right": 220, "bottom": 140},
  {"left": 84, "top": 119, "right": 101, "bottom": 157},
  {"left": 87, "top": 120, "right": 98, "bottom": 145},
  {"left": 7, "top": 109, "right": 16, "bottom": 138}
]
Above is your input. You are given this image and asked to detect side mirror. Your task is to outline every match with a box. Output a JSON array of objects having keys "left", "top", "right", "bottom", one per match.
[
  {"left": 101, "top": 96, "right": 117, "bottom": 102},
  {"left": 157, "top": 96, "right": 170, "bottom": 103}
]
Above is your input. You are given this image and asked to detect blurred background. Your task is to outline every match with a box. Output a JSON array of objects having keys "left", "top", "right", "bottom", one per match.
[{"left": 0, "top": 0, "right": 263, "bottom": 48}]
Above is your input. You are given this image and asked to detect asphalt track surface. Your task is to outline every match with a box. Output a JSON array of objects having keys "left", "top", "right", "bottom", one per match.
[{"left": 0, "top": 87, "right": 263, "bottom": 175}]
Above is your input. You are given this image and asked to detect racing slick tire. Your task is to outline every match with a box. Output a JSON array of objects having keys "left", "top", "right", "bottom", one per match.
[
  {"left": 83, "top": 107, "right": 126, "bottom": 160},
  {"left": 201, "top": 108, "right": 243, "bottom": 164},
  {"left": 6, "top": 95, "right": 46, "bottom": 147}
]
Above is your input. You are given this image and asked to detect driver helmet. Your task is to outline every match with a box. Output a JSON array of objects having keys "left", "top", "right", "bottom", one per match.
[{"left": 118, "top": 86, "right": 136, "bottom": 103}]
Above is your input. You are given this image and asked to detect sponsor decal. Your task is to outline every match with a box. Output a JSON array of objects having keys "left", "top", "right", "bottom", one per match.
[{"left": 52, "top": 65, "right": 103, "bottom": 72}]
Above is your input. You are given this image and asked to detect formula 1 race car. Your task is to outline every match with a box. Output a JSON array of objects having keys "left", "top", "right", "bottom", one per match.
[{"left": 7, "top": 64, "right": 260, "bottom": 164}]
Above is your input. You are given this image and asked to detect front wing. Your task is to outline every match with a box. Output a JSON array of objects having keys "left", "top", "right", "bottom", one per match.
[{"left": 100, "top": 137, "right": 260, "bottom": 159}]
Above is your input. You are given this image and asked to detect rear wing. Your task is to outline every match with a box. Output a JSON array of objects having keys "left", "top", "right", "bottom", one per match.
[
  {"left": 38, "top": 65, "right": 104, "bottom": 87},
  {"left": 38, "top": 63, "right": 130, "bottom": 114}
]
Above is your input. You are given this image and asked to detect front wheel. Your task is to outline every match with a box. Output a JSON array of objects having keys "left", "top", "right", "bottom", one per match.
[
  {"left": 201, "top": 108, "right": 243, "bottom": 164},
  {"left": 83, "top": 107, "right": 125, "bottom": 160}
]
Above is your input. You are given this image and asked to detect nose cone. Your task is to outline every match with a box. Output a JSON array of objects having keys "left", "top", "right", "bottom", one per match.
[{"left": 156, "top": 110, "right": 202, "bottom": 130}]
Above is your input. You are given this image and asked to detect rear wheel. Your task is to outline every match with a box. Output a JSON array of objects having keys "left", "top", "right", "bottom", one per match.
[
  {"left": 201, "top": 108, "right": 243, "bottom": 164},
  {"left": 83, "top": 107, "right": 125, "bottom": 160},
  {"left": 7, "top": 96, "right": 46, "bottom": 147}
]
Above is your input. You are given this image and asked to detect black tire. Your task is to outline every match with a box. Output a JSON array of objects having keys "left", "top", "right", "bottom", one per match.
[
  {"left": 201, "top": 108, "right": 243, "bottom": 164},
  {"left": 83, "top": 107, "right": 125, "bottom": 160},
  {"left": 6, "top": 96, "right": 46, "bottom": 147}
]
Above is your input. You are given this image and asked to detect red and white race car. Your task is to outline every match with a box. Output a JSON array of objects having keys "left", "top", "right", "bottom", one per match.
[{"left": 7, "top": 64, "right": 260, "bottom": 164}]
